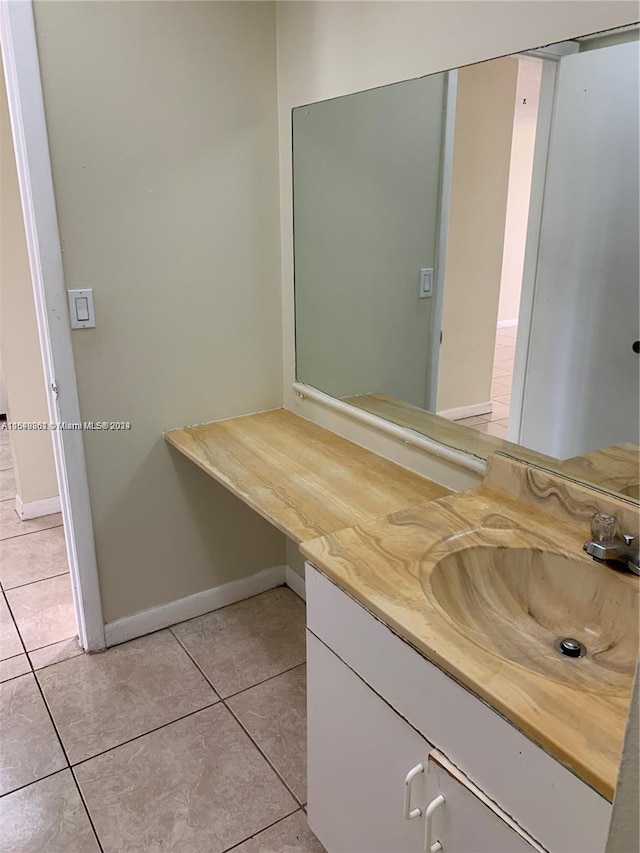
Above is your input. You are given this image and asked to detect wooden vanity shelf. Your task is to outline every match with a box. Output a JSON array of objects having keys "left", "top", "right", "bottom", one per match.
[{"left": 164, "top": 408, "right": 451, "bottom": 543}]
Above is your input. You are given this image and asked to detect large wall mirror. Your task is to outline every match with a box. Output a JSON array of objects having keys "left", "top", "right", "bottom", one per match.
[{"left": 293, "top": 26, "right": 640, "bottom": 502}]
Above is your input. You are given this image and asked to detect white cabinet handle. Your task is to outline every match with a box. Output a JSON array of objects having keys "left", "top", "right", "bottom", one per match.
[
  {"left": 403, "top": 763, "right": 425, "bottom": 820},
  {"left": 424, "top": 793, "right": 445, "bottom": 853}
]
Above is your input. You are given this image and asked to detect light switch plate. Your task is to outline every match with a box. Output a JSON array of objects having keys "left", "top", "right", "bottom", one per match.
[
  {"left": 419, "top": 268, "right": 434, "bottom": 298},
  {"left": 68, "top": 289, "right": 96, "bottom": 329}
]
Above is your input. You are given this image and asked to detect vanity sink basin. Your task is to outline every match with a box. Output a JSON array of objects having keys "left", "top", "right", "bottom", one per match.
[{"left": 423, "top": 545, "right": 638, "bottom": 694}]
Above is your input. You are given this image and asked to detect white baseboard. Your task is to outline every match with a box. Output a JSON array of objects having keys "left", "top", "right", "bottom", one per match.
[
  {"left": 15, "top": 494, "right": 61, "bottom": 520},
  {"left": 285, "top": 565, "right": 306, "bottom": 601},
  {"left": 497, "top": 319, "right": 518, "bottom": 329},
  {"left": 437, "top": 401, "right": 493, "bottom": 421},
  {"left": 104, "top": 565, "right": 287, "bottom": 647}
]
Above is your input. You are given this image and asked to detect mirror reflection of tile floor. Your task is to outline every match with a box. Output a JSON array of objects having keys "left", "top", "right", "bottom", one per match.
[
  {"left": 458, "top": 325, "right": 516, "bottom": 440},
  {"left": 0, "top": 431, "right": 323, "bottom": 852}
]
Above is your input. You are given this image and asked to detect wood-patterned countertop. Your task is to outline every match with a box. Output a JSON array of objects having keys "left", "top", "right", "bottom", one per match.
[
  {"left": 343, "top": 393, "right": 640, "bottom": 503},
  {"left": 165, "top": 409, "right": 637, "bottom": 801},
  {"left": 302, "top": 465, "right": 639, "bottom": 801},
  {"left": 557, "top": 443, "right": 640, "bottom": 500},
  {"left": 164, "top": 409, "right": 451, "bottom": 543}
]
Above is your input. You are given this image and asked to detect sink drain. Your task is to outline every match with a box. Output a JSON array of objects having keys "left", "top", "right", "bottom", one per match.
[{"left": 555, "top": 638, "right": 586, "bottom": 658}]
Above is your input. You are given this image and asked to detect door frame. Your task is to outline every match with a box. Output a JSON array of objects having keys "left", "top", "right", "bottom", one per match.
[
  {"left": 426, "top": 69, "right": 457, "bottom": 412},
  {"left": 1, "top": 0, "right": 105, "bottom": 650}
]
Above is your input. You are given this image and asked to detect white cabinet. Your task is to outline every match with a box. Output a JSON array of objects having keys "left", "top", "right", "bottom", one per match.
[
  {"left": 426, "top": 752, "right": 540, "bottom": 853},
  {"left": 307, "top": 633, "right": 432, "bottom": 853},
  {"left": 308, "top": 631, "right": 540, "bottom": 853}
]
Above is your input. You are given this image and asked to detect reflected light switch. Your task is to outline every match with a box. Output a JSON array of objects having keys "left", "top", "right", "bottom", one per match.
[
  {"left": 419, "top": 268, "right": 434, "bottom": 299},
  {"left": 75, "top": 297, "right": 90, "bottom": 322},
  {"left": 68, "top": 289, "right": 96, "bottom": 329}
]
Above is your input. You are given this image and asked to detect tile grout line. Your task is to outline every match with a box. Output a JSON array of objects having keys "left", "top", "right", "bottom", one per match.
[
  {"left": 1, "top": 556, "right": 77, "bottom": 668},
  {"left": 0, "top": 521, "right": 77, "bottom": 671},
  {"left": 0, "top": 500, "right": 64, "bottom": 543},
  {"left": 3, "top": 572, "right": 72, "bottom": 593},
  {"left": 68, "top": 766, "right": 105, "bottom": 853},
  {"left": 220, "top": 807, "right": 304, "bottom": 853},
  {"left": 223, "top": 661, "right": 306, "bottom": 702},
  {"left": 168, "top": 627, "right": 224, "bottom": 697},
  {"left": 224, "top": 700, "right": 305, "bottom": 809},
  {"left": 1, "top": 585, "right": 37, "bottom": 679},
  {"left": 0, "top": 666, "right": 30, "bottom": 685},
  {"left": 170, "top": 628, "right": 306, "bottom": 807},
  {"left": 0, "top": 767, "right": 71, "bottom": 800},
  {"left": 26, "top": 641, "right": 82, "bottom": 674},
  {"left": 2, "top": 570, "right": 70, "bottom": 592},
  {"left": 0, "top": 521, "right": 64, "bottom": 543},
  {"left": 0, "top": 586, "right": 104, "bottom": 851},
  {"left": 169, "top": 626, "right": 305, "bottom": 702},
  {"left": 29, "top": 634, "right": 77, "bottom": 653},
  {"left": 0, "top": 652, "right": 24, "bottom": 662},
  {"left": 69, "top": 699, "right": 222, "bottom": 771}
]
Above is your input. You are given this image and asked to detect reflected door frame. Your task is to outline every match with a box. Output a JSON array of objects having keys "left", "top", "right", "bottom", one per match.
[
  {"left": 508, "top": 43, "right": 577, "bottom": 444},
  {"left": 426, "top": 70, "right": 457, "bottom": 411}
]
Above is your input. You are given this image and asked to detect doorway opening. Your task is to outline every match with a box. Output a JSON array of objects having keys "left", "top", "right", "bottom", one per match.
[{"left": 1, "top": 4, "right": 104, "bottom": 652}]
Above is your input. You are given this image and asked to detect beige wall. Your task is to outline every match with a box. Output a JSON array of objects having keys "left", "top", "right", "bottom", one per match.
[
  {"left": 0, "top": 64, "right": 59, "bottom": 506},
  {"left": 33, "top": 1, "right": 285, "bottom": 622},
  {"left": 436, "top": 58, "right": 518, "bottom": 415},
  {"left": 286, "top": 537, "right": 306, "bottom": 579},
  {"left": 497, "top": 57, "right": 543, "bottom": 325},
  {"left": 277, "top": 1, "right": 638, "bottom": 486}
]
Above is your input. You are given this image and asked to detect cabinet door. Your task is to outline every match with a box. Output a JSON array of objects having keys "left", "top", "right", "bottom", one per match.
[
  {"left": 307, "top": 631, "right": 432, "bottom": 853},
  {"left": 426, "top": 752, "right": 541, "bottom": 853}
]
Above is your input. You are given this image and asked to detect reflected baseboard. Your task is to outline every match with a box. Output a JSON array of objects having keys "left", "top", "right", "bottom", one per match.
[
  {"left": 15, "top": 493, "right": 61, "bottom": 520},
  {"left": 437, "top": 401, "right": 493, "bottom": 421}
]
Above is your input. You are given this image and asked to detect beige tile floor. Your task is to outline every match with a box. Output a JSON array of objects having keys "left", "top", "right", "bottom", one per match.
[
  {"left": 0, "top": 437, "right": 323, "bottom": 851},
  {"left": 457, "top": 325, "right": 516, "bottom": 440}
]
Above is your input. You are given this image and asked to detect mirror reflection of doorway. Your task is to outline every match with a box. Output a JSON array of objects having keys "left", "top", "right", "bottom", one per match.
[{"left": 448, "top": 55, "right": 543, "bottom": 442}]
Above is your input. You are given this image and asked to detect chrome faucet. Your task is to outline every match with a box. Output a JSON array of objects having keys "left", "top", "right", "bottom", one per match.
[{"left": 584, "top": 513, "right": 640, "bottom": 576}]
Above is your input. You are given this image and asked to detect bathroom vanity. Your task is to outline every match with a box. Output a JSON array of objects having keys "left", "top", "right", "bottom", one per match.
[
  {"left": 301, "top": 458, "right": 638, "bottom": 853},
  {"left": 166, "top": 413, "right": 638, "bottom": 852},
  {"left": 305, "top": 568, "right": 588, "bottom": 852},
  {"left": 163, "top": 21, "right": 639, "bottom": 853}
]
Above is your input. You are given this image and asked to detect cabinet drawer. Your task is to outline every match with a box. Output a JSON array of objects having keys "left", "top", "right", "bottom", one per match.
[{"left": 426, "top": 751, "right": 543, "bottom": 853}]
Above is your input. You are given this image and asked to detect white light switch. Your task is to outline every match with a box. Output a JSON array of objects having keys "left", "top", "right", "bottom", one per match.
[
  {"left": 68, "top": 289, "right": 96, "bottom": 329},
  {"left": 419, "top": 268, "right": 434, "bottom": 299},
  {"left": 75, "top": 297, "right": 90, "bottom": 322}
]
